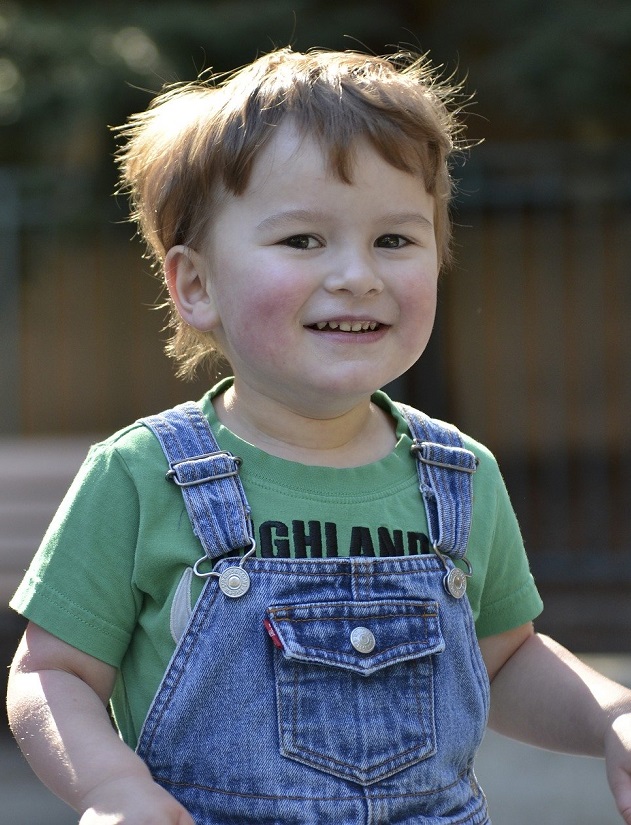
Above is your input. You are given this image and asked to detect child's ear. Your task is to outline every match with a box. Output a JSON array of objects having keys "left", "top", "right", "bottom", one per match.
[{"left": 164, "top": 245, "right": 219, "bottom": 331}]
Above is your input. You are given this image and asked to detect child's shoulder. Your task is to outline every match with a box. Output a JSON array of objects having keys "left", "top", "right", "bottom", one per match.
[
  {"left": 404, "top": 411, "right": 512, "bottom": 513},
  {"left": 72, "top": 422, "right": 163, "bottom": 493},
  {"left": 435, "top": 418, "right": 497, "bottom": 468},
  {"left": 90, "top": 419, "right": 159, "bottom": 459},
  {"left": 430, "top": 415, "right": 500, "bottom": 477},
  {"left": 384, "top": 394, "right": 499, "bottom": 471},
  {"left": 86, "top": 393, "right": 215, "bottom": 474},
  {"left": 391, "top": 399, "right": 503, "bottom": 492}
]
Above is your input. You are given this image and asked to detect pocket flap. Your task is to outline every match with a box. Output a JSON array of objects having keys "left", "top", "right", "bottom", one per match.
[{"left": 266, "top": 600, "right": 444, "bottom": 676}]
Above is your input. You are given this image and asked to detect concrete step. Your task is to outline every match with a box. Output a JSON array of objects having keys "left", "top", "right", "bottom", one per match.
[{"left": 0, "top": 436, "right": 95, "bottom": 606}]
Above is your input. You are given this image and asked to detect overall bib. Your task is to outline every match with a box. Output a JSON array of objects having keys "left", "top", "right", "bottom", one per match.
[{"left": 137, "top": 403, "right": 491, "bottom": 825}]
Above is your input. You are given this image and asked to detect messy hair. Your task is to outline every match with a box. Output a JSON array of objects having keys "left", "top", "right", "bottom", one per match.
[{"left": 115, "top": 47, "right": 468, "bottom": 379}]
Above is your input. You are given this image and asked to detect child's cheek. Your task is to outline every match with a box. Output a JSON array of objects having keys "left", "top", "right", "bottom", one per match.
[{"left": 232, "top": 289, "right": 297, "bottom": 356}]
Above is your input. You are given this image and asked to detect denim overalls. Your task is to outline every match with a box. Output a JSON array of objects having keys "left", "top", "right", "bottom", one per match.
[{"left": 137, "top": 402, "right": 490, "bottom": 824}]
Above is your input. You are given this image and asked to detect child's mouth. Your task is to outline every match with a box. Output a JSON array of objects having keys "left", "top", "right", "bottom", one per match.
[{"left": 308, "top": 321, "right": 382, "bottom": 333}]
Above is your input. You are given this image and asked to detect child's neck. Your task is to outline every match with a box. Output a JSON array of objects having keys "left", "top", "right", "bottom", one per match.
[{"left": 213, "top": 383, "right": 397, "bottom": 468}]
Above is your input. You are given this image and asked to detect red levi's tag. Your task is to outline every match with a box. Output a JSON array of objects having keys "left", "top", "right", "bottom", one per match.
[{"left": 263, "top": 618, "right": 283, "bottom": 649}]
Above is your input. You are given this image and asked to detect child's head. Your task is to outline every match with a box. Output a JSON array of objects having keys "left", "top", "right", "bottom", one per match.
[{"left": 116, "top": 47, "right": 466, "bottom": 379}]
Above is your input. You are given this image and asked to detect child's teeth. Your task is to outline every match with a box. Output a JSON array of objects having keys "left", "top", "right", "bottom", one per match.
[{"left": 313, "top": 320, "right": 379, "bottom": 331}]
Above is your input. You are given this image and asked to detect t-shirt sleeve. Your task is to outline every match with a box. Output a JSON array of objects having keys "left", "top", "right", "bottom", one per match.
[
  {"left": 466, "top": 439, "right": 543, "bottom": 639},
  {"left": 10, "top": 439, "right": 143, "bottom": 667}
]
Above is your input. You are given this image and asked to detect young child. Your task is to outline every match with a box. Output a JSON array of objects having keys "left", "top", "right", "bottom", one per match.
[{"left": 7, "top": 47, "right": 631, "bottom": 825}]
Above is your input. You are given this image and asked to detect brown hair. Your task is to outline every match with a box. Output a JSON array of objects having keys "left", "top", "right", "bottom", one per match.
[{"left": 115, "top": 47, "right": 467, "bottom": 378}]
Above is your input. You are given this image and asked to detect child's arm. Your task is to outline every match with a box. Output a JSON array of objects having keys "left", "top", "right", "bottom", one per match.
[
  {"left": 7, "top": 622, "right": 195, "bottom": 825},
  {"left": 480, "top": 624, "right": 631, "bottom": 823}
]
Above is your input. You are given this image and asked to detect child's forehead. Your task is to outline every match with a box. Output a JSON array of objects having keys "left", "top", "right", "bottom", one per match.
[
  {"left": 253, "top": 121, "right": 329, "bottom": 170},
  {"left": 209, "top": 124, "right": 435, "bottom": 235},
  {"left": 245, "top": 118, "right": 426, "bottom": 190}
]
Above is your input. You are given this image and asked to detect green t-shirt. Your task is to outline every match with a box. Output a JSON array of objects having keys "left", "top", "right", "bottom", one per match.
[{"left": 11, "top": 381, "right": 542, "bottom": 747}]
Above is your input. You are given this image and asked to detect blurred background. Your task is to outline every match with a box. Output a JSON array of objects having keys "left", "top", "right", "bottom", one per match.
[{"left": 1, "top": 1, "right": 631, "bottom": 821}]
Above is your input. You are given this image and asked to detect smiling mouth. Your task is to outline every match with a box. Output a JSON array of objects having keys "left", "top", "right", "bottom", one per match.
[{"left": 308, "top": 321, "right": 382, "bottom": 333}]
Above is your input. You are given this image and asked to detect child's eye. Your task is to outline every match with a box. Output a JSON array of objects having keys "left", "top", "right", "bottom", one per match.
[
  {"left": 375, "top": 234, "right": 409, "bottom": 249},
  {"left": 281, "top": 235, "right": 321, "bottom": 250}
]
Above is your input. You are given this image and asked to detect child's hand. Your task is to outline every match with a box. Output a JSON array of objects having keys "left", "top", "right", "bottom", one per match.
[
  {"left": 78, "top": 775, "right": 195, "bottom": 825},
  {"left": 605, "top": 713, "right": 631, "bottom": 823}
]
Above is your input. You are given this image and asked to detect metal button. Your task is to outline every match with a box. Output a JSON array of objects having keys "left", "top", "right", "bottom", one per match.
[
  {"left": 218, "top": 566, "right": 250, "bottom": 598},
  {"left": 350, "top": 626, "right": 376, "bottom": 654},
  {"left": 444, "top": 567, "right": 467, "bottom": 599}
]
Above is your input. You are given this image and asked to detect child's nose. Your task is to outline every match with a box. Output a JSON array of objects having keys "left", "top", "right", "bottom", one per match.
[{"left": 324, "top": 250, "right": 384, "bottom": 296}]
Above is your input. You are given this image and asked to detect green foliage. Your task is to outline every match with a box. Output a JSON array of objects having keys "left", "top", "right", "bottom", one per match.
[
  {"left": 2, "top": 0, "right": 630, "bottom": 217},
  {"left": 0, "top": 0, "right": 418, "bottom": 165},
  {"left": 427, "top": 0, "right": 631, "bottom": 140}
]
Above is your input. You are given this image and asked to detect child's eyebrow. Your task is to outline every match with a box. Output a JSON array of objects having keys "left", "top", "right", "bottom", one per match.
[
  {"left": 255, "top": 209, "right": 328, "bottom": 232},
  {"left": 255, "top": 210, "right": 434, "bottom": 232},
  {"left": 381, "top": 212, "right": 435, "bottom": 230}
]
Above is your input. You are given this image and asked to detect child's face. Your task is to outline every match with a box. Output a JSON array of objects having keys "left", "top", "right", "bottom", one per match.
[{"left": 195, "top": 121, "right": 439, "bottom": 415}]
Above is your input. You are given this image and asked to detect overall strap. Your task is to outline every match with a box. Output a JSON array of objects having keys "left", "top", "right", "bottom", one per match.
[
  {"left": 398, "top": 403, "right": 478, "bottom": 562},
  {"left": 140, "top": 402, "right": 253, "bottom": 561}
]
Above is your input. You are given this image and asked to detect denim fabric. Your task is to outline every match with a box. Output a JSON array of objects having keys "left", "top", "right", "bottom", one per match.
[
  {"left": 141, "top": 404, "right": 254, "bottom": 559},
  {"left": 137, "top": 405, "right": 491, "bottom": 824},
  {"left": 136, "top": 556, "right": 489, "bottom": 823},
  {"left": 399, "top": 404, "right": 478, "bottom": 562}
]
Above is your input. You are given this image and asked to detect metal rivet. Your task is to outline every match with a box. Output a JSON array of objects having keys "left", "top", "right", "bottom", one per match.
[
  {"left": 350, "top": 626, "right": 376, "bottom": 654},
  {"left": 444, "top": 567, "right": 467, "bottom": 599},
  {"left": 218, "top": 566, "right": 250, "bottom": 598}
]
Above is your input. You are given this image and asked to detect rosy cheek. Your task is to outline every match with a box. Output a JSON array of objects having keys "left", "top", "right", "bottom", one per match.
[
  {"left": 251, "top": 276, "right": 302, "bottom": 323},
  {"left": 226, "top": 290, "right": 296, "bottom": 357}
]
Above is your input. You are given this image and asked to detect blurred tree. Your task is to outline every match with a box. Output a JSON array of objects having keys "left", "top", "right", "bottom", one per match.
[
  {"left": 0, "top": 0, "right": 429, "bottom": 170},
  {"left": 1, "top": 0, "right": 629, "bottom": 216},
  {"left": 425, "top": 0, "right": 631, "bottom": 142}
]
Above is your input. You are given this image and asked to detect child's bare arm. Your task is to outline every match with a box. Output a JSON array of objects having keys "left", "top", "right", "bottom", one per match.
[
  {"left": 480, "top": 625, "right": 631, "bottom": 823},
  {"left": 7, "top": 622, "right": 194, "bottom": 825}
]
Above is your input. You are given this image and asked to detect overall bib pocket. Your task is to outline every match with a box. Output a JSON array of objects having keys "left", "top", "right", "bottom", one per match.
[{"left": 266, "top": 599, "right": 445, "bottom": 785}]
